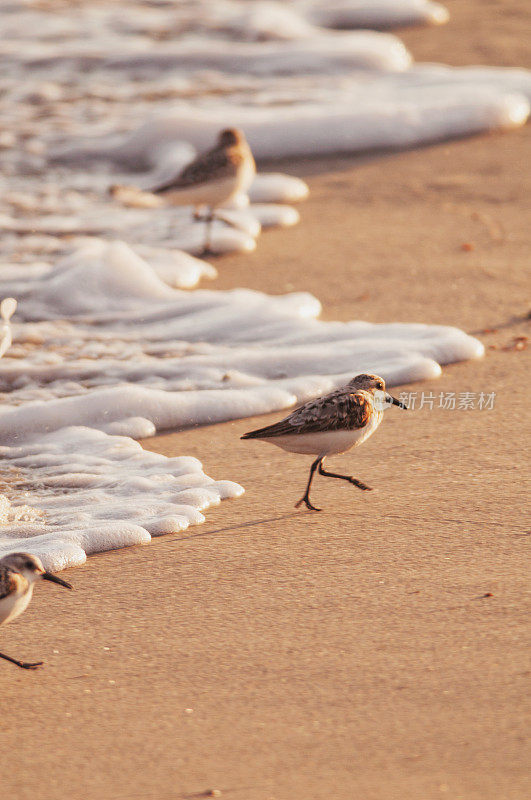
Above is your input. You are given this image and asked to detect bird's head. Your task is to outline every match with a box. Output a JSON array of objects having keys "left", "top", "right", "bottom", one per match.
[
  {"left": 218, "top": 127, "right": 245, "bottom": 147},
  {"left": 1, "top": 552, "right": 72, "bottom": 589},
  {"left": 348, "top": 373, "right": 408, "bottom": 410}
]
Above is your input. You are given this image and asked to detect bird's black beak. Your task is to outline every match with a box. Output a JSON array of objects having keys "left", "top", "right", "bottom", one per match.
[
  {"left": 42, "top": 572, "right": 73, "bottom": 590},
  {"left": 388, "top": 394, "right": 408, "bottom": 410}
]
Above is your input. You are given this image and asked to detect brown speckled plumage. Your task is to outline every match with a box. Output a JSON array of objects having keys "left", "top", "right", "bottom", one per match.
[
  {"left": 242, "top": 388, "right": 372, "bottom": 439},
  {"left": 151, "top": 128, "right": 253, "bottom": 194},
  {"left": 241, "top": 374, "right": 388, "bottom": 440},
  {"left": 0, "top": 565, "right": 25, "bottom": 601}
]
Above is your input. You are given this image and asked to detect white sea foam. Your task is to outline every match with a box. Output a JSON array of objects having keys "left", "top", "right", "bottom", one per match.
[
  {"left": 128, "top": 246, "right": 218, "bottom": 290},
  {"left": 64, "top": 66, "right": 529, "bottom": 168},
  {"left": 4, "top": 1, "right": 528, "bottom": 260},
  {"left": 249, "top": 175, "right": 310, "bottom": 204},
  {"left": 0, "top": 293, "right": 243, "bottom": 571},
  {"left": 0, "top": 239, "right": 483, "bottom": 445},
  {"left": 207, "top": 0, "right": 450, "bottom": 35},
  {"left": 0, "top": 426, "right": 243, "bottom": 572},
  {"left": 101, "top": 32, "right": 411, "bottom": 74},
  {"left": 304, "top": 0, "right": 450, "bottom": 29}
]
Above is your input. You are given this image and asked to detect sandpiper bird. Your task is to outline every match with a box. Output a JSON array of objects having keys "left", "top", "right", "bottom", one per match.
[
  {"left": 0, "top": 552, "right": 72, "bottom": 670},
  {"left": 149, "top": 127, "right": 256, "bottom": 253},
  {"left": 242, "top": 373, "right": 407, "bottom": 511}
]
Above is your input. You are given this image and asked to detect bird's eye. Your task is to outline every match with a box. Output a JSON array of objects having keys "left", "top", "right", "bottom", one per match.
[{"left": 377, "top": 381, "right": 384, "bottom": 390}]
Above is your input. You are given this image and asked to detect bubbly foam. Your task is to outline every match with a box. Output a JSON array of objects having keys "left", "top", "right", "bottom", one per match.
[
  {"left": 3, "top": 1, "right": 529, "bottom": 264},
  {"left": 0, "top": 240, "right": 484, "bottom": 446},
  {"left": 306, "top": 1, "right": 450, "bottom": 29},
  {"left": 0, "top": 426, "right": 243, "bottom": 572},
  {"left": 61, "top": 66, "right": 530, "bottom": 168}
]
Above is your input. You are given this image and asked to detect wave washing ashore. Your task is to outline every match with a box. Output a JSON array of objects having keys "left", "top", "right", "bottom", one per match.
[{"left": 0, "top": 0, "right": 528, "bottom": 572}]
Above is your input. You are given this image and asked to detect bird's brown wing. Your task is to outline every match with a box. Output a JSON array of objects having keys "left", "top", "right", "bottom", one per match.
[
  {"left": 241, "top": 389, "right": 372, "bottom": 439},
  {"left": 151, "top": 146, "right": 240, "bottom": 194},
  {"left": 0, "top": 566, "right": 19, "bottom": 600}
]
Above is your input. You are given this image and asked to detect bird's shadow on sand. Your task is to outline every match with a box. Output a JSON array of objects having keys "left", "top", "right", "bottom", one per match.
[{"left": 176, "top": 511, "right": 302, "bottom": 542}]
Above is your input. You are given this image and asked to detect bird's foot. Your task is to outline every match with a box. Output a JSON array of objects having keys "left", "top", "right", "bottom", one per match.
[
  {"left": 0, "top": 651, "right": 44, "bottom": 669},
  {"left": 295, "top": 497, "right": 322, "bottom": 512},
  {"left": 348, "top": 478, "right": 372, "bottom": 491}
]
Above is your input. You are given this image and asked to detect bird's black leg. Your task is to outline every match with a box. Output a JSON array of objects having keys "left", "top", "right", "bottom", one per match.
[
  {"left": 295, "top": 456, "right": 323, "bottom": 511},
  {"left": 318, "top": 458, "right": 372, "bottom": 491},
  {"left": 205, "top": 208, "right": 214, "bottom": 252},
  {"left": 197, "top": 207, "right": 215, "bottom": 257},
  {"left": 0, "top": 650, "right": 43, "bottom": 670}
]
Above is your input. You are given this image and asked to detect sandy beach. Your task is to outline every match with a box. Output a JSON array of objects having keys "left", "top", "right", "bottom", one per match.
[{"left": 1, "top": 1, "right": 530, "bottom": 798}]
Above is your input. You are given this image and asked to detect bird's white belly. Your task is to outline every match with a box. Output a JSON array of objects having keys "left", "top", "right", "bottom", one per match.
[
  {"left": 0, "top": 584, "right": 33, "bottom": 625},
  {"left": 237, "top": 157, "right": 256, "bottom": 195},
  {"left": 163, "top": 177, "right": 238, "bottom": 208},
  {"left": 267, "top": 414, "right": 383, "bottom": 456}
]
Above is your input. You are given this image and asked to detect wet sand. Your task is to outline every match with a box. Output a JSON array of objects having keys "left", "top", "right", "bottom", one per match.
[{"left": 1, "top": 2, "right": 529, "bottom": 798}]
